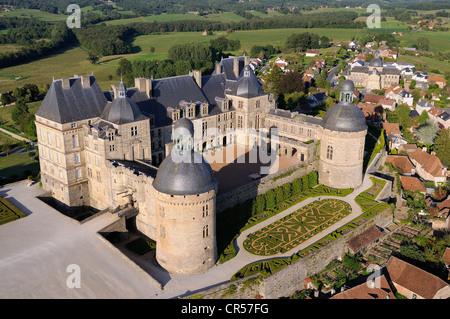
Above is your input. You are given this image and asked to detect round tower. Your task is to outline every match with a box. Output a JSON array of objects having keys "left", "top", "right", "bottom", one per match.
[
  {"left": 152, "top": 118, "right": 218, "bottom": 274},
  {"left": 318, "top": 80, "right": 368, "bottom": 189}
]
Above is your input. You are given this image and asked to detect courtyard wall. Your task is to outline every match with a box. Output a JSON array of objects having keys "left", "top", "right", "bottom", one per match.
[{"left": 216, "top": 161, "right": 317, "bottom": 213}]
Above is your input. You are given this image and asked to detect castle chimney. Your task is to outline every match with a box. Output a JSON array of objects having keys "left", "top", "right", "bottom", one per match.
[
  {"left": 146, "top": 78, "right": 152, "bottom": 98},
  {"left": 111, "top": 85, "right": 118, "bottom": 99},
  {"left": 135, "top": 78, "right": 146, "bottom": 91},
  {"left": 81, "top": 75, "right": 91, "bottom": 88},
  {"left": 244, "top": 54, "right": 250, "bottom": 66},
  {"left": 233, "top": 57, "right": 240, "bottom": 78},
  {"left": 62, "top": 78, "right": 70, "bottom": 89},
  {"left": 191, "top": 70, "right": 202, "bottom": 88},
  {"left": 215, "top": 62, "right": 222, "bottom": 74}
]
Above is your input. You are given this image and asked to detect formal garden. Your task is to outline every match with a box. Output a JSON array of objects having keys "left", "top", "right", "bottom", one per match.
[
  {"left": 0, "top": 196, "right": 26, "bottom": 225},
  {"left": 230, "top": 177, "right": 392, "bottom": 281},
  {"left": 243, "top": 199, "right": 352, "bottom": 256}
]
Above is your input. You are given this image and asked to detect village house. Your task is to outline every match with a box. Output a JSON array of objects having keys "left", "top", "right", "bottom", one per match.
[
  {"left": 427, "top": 76, "right": 446, "bottom": 89},
  {"left": 386, "top": 155, "right": 415, "bottom": 175},
  {"left": 330, "top": 275, "right": 395, "bottom": 299},
  {"left": 399, "top": 175, "right": 426, "bottom": 193},
  {"left": 407, "top": 147, "right": 448, "bottom": 186},
  {"left": 385, "top": 256, "right": 450, "bottom": 299}
]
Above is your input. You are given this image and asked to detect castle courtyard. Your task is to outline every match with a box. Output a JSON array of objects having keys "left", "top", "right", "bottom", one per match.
[{"left": 203, "top": 144, "right": 301, "bottom": 195}]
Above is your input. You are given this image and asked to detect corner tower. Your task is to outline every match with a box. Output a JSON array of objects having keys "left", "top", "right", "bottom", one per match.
[
  {"left": 318, "top": 80, "right": 368, "bottom": 189},
  {"left": 152, "top": 118, "right": 218, "bottom": 274}
]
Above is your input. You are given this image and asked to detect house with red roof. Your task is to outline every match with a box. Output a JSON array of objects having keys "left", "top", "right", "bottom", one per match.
[
  {"left": 407, "top": 148, "right": 448, "bottom": 185},
  {"left": 385, "top": 256, "right": 450, "bottom": 299}
]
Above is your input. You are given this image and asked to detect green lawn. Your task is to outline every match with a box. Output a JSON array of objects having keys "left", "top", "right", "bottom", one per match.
[
  {"left": 0, "top": 152, "right": 39, "bottom": 179},
  {"left": 398, "top": 29, "right": 450, "bottom": 53}
]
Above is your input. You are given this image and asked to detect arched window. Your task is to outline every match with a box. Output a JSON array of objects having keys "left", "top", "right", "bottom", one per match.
[
  {"left": 327, "top": 145, "right": 333, "bottom": 160},
  {"left": 203, "top": 225, "right": 209, "bottom": 238}
]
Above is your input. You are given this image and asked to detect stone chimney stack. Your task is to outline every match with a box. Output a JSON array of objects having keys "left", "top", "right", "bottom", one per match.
[
  {"left": 111, "top": 85, "right": 118, "bottom": 99},
  {"left": 233, "top": 57, "right": 240, "bottom": 78},
  {"left": 244, "top": 54, "right": 250, "bottom": 66},
  {"left": 62, "top": 78, "right": 70, "bottom": 89},
  {"left": 191, "top": 70, "right": 202, "bottom": 88},
  {"left": 81, "top": 74, "right": 91, "bottom": 88},
  {"left": 215, "top": 62, "right": 222, "bottom": 74}
]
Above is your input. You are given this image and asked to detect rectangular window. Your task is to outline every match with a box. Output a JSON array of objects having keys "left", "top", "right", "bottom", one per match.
[
  {"left": 96, "top": 171, "right": 101, "bottom": 182},
  {"left": 49, "top": 149, "right": 53, "bottom": 161},
  {"left": 159, "top": 205, "right": 165, "bottom": 217},
  {"left": 88, "top": 168, "right": 92, "bottom": 178},
  {"left": 76, "top": 169, "right": 82, "bottom": 179},
  {"left": 72, "top": 134, "right": 79, "bottom": 148},
  {"left": 56, "top": 136, "right": 60, "bottom": 148},
  {"left": 108, "top": 133, "right": 114, "bottom": 141},
  {"left": 160, "top": 225, "right": 166, "bottom": 238},
  {"left": 203, "top": 204, "right": 209, "bottom": 217},
  {"left": 71, "top": 123, "right": 77, "bottom": 129},
  {"left": 238, "top": 101, "right": 243, "bottom": 109},
  {"left": 237, "top": 116, "right": 243, "bottom": 129},
  {"left": 47, "top": 132, "right": 52, "bottom": 145},
  {"left": 256, "top": 100, "right": 260, "bottom": 108},
  {"left": 109, "top": 145, "right": 115, "bottom": 152},
  {"left": 131, "top": 126, "right": 138, "bottom": 136},
  {"left": 74, "top": 153, "right": 80, "bottom": 164},
  {"left": 57, "top": 152, "right": 61, "bottom": 164}
]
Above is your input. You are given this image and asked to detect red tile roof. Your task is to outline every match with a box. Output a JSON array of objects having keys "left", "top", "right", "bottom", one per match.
[
  {"left": 385, "top": 256, "right": 449, "bottom": 299},
  {"left": 386, "top": 155, "right": 415, "bottom": 175},
  {"left": 331, "top": 275, "right": 395, "bottom": 299},
  {"left": 346, "top": 225, "right": 383, "bottom": 254},
  {"left": 363, "top": 94, "right": 384, "bottom": 104},
  {"left": 383, "top": 122, "right": 401, "bottom": 136},
  {"left": 399, "top": 175, "right": 426, "bottom": 192},
  {"left": 408, "top": 148, "right": 446, "bottom": 178}
]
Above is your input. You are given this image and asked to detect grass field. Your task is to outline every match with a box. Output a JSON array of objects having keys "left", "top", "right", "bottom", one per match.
[
  {"left": 0, "top": 27, "right": 366, "bottom": 92},
  {"left": 0, "top": 152, "right": 39, "bottom": 179},
  {"left": 398, "top": 29, "right": 450, "bottom": 53},
  {"left": 0, "top": 8, "right": 68, "bottom": 22}
]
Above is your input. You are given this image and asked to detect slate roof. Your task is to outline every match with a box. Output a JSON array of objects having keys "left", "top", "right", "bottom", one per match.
[{"left": 36, "top": 76, "right": 108, "bottom": 124}]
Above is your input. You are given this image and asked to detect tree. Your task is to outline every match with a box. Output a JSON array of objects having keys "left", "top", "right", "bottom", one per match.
[
  {"left": 409, "top": 79, "right": 416, "bottom": 90},
  {"left": 278, "top": 71, "right": 305, "bottom": 95},
  {"left": 434, "top": 128, "right": 450, "bottom": 167},
  {"left": 11, "top": 99, "right": 28, "bottom": 124},
  {"left": 415, "top": 119, "right": 439, "bottom": 145},
  {"left": 417, "top": 110, "right": 429, "bottom": 125},
  {"left": 87, "top": 51, "right": 100, "bottom": 65},
  {"left": 116, "top": 58, "right": 133, "bottom": 77},
  {"left": 416, "top": 37, "right": 429, "bottom": 51},
  {"left": 0, "top": 94, "right": 11, "bottom": 106},
  {"left": 262, "top": 66, "right": 283, "bottom": 97}
]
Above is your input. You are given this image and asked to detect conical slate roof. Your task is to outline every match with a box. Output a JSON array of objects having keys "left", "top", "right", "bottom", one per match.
[{"left": 235, "top": 65, "right": 264, "bottom": 98}]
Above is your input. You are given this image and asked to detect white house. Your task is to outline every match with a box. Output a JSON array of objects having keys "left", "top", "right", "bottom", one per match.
[{"left": 416, "top": 99, "right": 434, "bottom": 115}]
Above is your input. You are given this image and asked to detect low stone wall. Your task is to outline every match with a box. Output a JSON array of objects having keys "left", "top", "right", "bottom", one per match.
[
  {"left": 188, "top": 205, "right": 393, "bottom": 299},
  {"left": 216, "top": 161, "right": 317, "bottom": 213},
  {"left": 261, "top": 206, "right": 393, "bottom": 299}
]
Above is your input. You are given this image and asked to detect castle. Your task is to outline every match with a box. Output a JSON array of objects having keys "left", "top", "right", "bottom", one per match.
[
  {"left": 34, "top": 56, "right": 367, "bottom": 275},
  {"left": 348, "top": 56, "right": 400, "bottom": 91}
]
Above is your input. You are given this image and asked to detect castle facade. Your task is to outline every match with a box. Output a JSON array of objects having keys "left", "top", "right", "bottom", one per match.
[{"left": 35, "top": 56, "right": 367, "bottom": 274}]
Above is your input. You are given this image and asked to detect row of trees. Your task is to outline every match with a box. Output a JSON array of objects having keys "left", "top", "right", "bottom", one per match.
[{"left": 285, "top": 32, "right": 331, "bottom": 52}]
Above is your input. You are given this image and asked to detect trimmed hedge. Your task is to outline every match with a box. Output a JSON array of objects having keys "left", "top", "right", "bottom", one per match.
[{"left": 0, "top": 196, "right": 26, "bottom": 225}]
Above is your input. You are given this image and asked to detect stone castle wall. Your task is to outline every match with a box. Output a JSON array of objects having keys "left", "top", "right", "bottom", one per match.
[{"left": 216, "top": 161, "right": 317, "bottom": 213}]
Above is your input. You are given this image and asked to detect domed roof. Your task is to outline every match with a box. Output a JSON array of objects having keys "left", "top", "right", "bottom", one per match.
[
  {"left": 235, "top": 65, "right": 264, "bottom": 98},
  {"left": 174, "top": 117, "right": 194, "bottom": 136},
  {"left": 322, "top": 103, "right": 367, "bottom": 132},
  {"left": 322, "top": 80, "right": 367, "bottom": 133},
  {"left": 340, "top": 79, "right": 355, "bottom": 92},
  {"left": 153, "top": 151, "right": 217, "bottom": 196},
  {"left": 370, "top": 57, "right": 383, "bottom": 68},
  {"left": 101, "top": 81, "right": 145, "bottom": 124}
]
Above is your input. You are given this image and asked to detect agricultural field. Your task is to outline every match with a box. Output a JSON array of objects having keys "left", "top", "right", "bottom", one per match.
[
  {"left": 398, "top": 29, "right": 450, "bottom": 53},
  {"left": 0, "top": 196, "right": 27, "bottom": 225},
  {"left": 243, "top": 199, "right": 352, "bottom": 256},
  {"left": 0, "top": 8, "right": 68, "bottom": 22}
]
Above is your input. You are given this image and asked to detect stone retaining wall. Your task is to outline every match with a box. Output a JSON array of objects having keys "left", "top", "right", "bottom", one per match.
[{"left": 216, "top": 161, "right": 317, "bottom": 213}]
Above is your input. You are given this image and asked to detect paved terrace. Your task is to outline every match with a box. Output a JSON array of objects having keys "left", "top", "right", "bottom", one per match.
[{"left": 0, "top": 168, "right": 378, "bottom": 299}]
